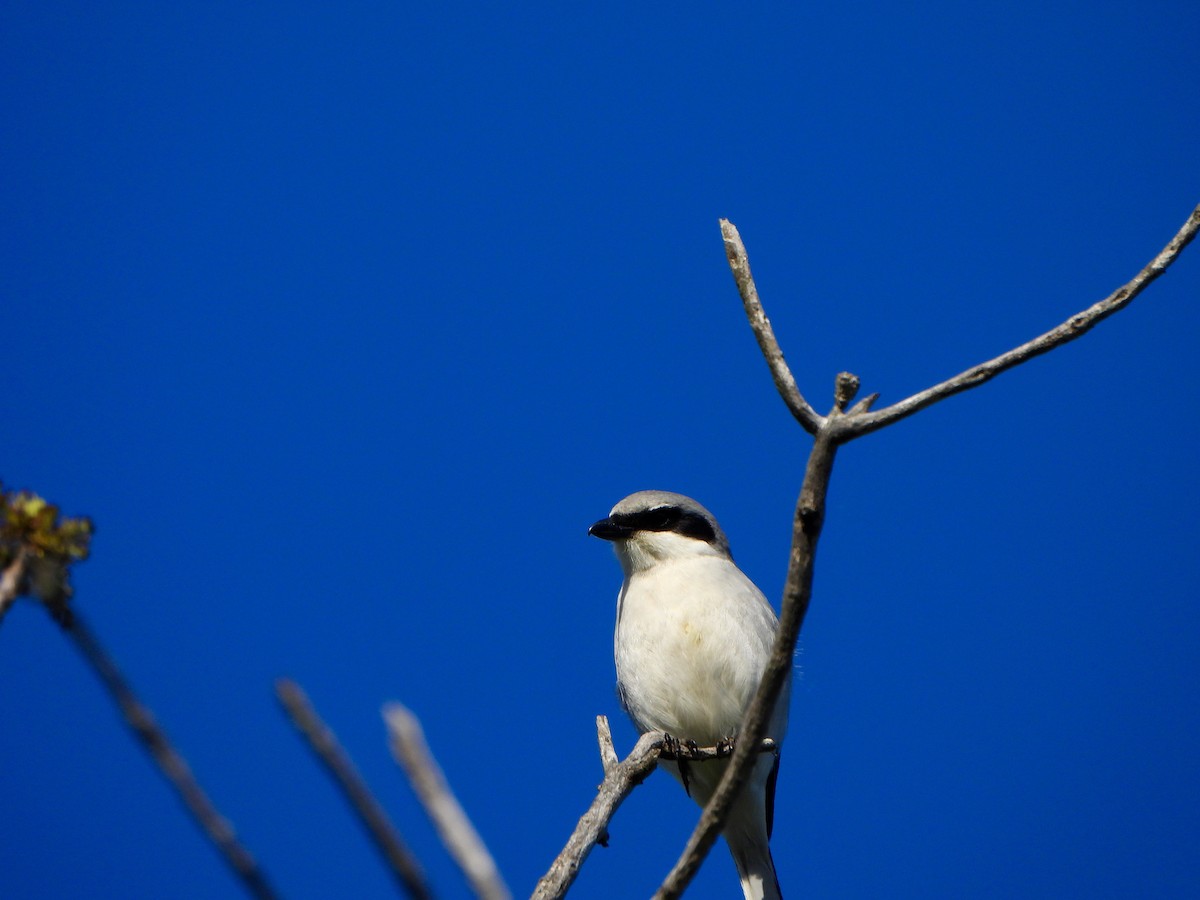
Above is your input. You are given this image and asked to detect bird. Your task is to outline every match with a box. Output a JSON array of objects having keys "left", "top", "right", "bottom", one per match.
[{"left": 589, "top": 490, "right": 789, "bottom": 900}]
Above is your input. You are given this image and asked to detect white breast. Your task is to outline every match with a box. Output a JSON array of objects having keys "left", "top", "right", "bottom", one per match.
[{"left": 614, "top": 554, "right": 787, "bottom": 746}]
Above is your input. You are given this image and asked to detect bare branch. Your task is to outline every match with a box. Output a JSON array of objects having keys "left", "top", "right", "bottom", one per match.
[
  {"left": 67, "top": 613, "right": 277, "bottom": 899},
  {"left": 276, "top": 680, "right": 431, "bottom": 900},
  {"left": 653, "top": 432, "right": 838, "bottom": 899},
  {"left": 533, "top": 729, "right": 663, "bottom": 900},
  {"left": 650, "top": 206, "right": 1199, "bottom": 898},
  {"left": 720, "top": 218, "right": 825, "bottom": 434},
  {"left": 0, "top": 547, "right": 29, "bottom": 625},
  {"left": 845, "top": 392, "right": 880, "bottom": 416},
  {"left": 595, "top": 714, "right": 619, "bottom": 774},
  {"left": 841, "top": 204, "right": 1200, "bottom": 439},
  {"left": 384, "top": 703, "right": 511, "bottom": 900},
  {"left": 535, "top": 724, "right": 781, "bottom": 900}
]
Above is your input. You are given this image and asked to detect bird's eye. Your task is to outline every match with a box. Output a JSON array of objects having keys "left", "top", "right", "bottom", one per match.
[{"left": 643, "top": 508, "right": 679, "bottom": 531}]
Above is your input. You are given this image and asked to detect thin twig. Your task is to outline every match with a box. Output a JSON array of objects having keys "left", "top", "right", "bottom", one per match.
[
  {"left": 595, "top": 714, "right": 619, "bottom": 773},
  {"left": 66, "top": 612, "right": 277, "bottom": 899},
  {"left": 720, "top": 218, "right": 825, "bottom": 434},
  {"left": 384, "top": 703, "right": 511, "bottom": 900},
  {"left": 653, "top": 432, "right": 838, "bottom": 900},
  {"left": 276, "top": 680, "right": 431, "bottom": 900},
  {"left": 533, "top": 729, "right": 663, "bottom": 900},
  {"left": 841, "top": 204, "right": 1200, "bottom": 440},
  {"left": 534, "top": 720, "right": 779, "bottom": 900},
  {"left": 0, "top": 547, "right": 29, "bottom": 625}
]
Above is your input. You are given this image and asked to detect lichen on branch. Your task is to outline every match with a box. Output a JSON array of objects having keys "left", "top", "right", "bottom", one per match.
[{"left": 0, "top": 482, "right": 94, "bottom": 624}]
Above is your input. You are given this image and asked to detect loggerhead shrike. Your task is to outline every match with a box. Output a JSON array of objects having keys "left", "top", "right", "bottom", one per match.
[{"left": 590, "top": 490, "right": 789, "bottom": 900}]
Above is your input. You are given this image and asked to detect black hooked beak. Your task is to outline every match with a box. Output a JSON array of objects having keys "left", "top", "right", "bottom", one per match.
[{"left": 589, "top": 516, "right": 633, "bottom": 541}]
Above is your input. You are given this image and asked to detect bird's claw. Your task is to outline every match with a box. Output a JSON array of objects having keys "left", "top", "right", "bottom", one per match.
[{"left": 663, "top": 733, "right": 693, "bottom": 797}]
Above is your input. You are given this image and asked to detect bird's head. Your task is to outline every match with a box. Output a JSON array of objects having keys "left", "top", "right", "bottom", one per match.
[{"left": 589, "top": 490, "right": 732, "bottom": 575}]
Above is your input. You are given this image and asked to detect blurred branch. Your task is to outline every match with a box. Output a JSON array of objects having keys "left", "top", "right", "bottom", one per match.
[
  {"left": 2, "top": 486, "right": 271, "bottom": 894},
  {"left": 67, "top": 613, "right": 278, "bottom": 900},
  {"left": 0, "top": 546, "right": 29, "bottom": 624},
  {"left": 384, "top": 703, "right": 510, "bottom": 900},
  {"left": 276, "top": 680, "right": 431, "bottom": 900},
  {"left": 0, "top": 485, "right": 93, "bottom": 627},
  {"left": 652, "top": 205, "right": 1200, "bottom": 899},
  {"left": 535, "top": 717, "right": 778, "bottom": 900}
]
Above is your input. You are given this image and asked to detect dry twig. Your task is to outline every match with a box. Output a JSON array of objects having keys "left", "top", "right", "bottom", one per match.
[
  {"left": 384, "top": 703, "right": 511, "bottom": 900},
  {"left": 532, "top": 726, "right": 663, "bottom": 900},
  {"left": 534, "top": 717, "right": 778, "bottom": 900},
  {"left": 595, "top": 713, "right": 620, "bottom": 773},
  {"left": 650, "top": 205, "right": 1200, "bottom": 899},
  {"left": 276, "top": 679, "right": 431, "bottom": 899},
  {"left": 843, "top": 205, "right": 1200, "bottom": 439},
  {"left": 722, "top": 221, "right": 824, "bottom": 435}
]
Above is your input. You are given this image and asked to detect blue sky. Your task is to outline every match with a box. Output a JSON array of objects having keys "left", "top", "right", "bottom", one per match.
[{"left": 3, "top": 2, "right": 1198, "bottom": 898}]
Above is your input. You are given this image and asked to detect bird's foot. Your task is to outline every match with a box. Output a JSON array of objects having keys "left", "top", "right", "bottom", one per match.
[
  {"left": 662, "top": 733, "right": 693, "bottom": 797},
  {"left": 661, "top": 732, "right": 682, "bottom": 759}
]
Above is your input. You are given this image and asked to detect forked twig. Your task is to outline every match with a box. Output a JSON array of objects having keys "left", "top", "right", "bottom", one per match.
[
  {"left": 651, "top": 204, "right": 1200, "bottom": 899},
  {"left": 384, "top": 703, "right": 511, "bottom": 900},
  {"left": 534, "top": 717, "right": 778, "bottom": 900},
  {"left": 533, "top": 726, "right": 663, "bottom": 900},
  {"left": 276, "top": 679, "right": 431, "bottom": 899}
]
